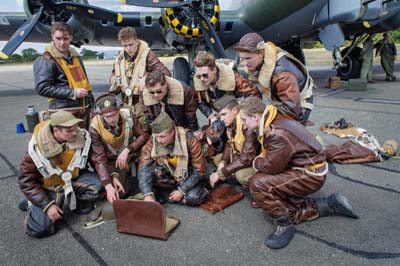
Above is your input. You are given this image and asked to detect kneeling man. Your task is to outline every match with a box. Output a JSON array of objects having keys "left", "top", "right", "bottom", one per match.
[
  {"left": 239, "top": 97, "right": 358, "bottom": 249},
  {"left": 138, "top": 112, "right": 208, "bottom": 206}
]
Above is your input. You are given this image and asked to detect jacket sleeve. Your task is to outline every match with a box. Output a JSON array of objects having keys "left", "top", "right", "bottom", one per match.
[
  {"left": 183, "top": 85, "right": 200, "bottom": 131},
  {"left": 137, "top": 140, "right": 155, "bottom": 195},
  {"left": 234, "top": 71, "right": 262, "bottom": 99},
  {"left": 196, "top": 92, "right": 214, "bottom": 118},
  {"left": 271, "top": 72, "right": 302, "bottom": 120},
  {"left": 19, "top": 147, "right": 54, "bottom": 210},
  {"left": 89, "top": 126, "right": 112, "bottom": 187},
  {"left": 128, "top": 113, "right": 150, "bottom": 152},
  {"left": 253, "top": 130, "right": 295, "bottom": 174},
  {"left": 179, "top": 135, "right": 206, "bottom": 193},
  {"left": 33, "top": 55, "right": 75, "bottom": 99},
  {"left": 222, "top": 129, "right": 259, "bottom": 176},
  {"left": 146, "top": 51, "right": 172, "bottom": 77}
]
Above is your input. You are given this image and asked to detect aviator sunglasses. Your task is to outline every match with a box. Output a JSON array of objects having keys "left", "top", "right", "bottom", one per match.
[
  {"left": 148, "top": 90, "right": 163, "bottom": 95},
  {"left": 195, "top": 73, "right": 209, "bottom": 79}
]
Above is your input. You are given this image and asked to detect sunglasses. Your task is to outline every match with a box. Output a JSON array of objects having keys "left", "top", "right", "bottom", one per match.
[
  {"left": 195, "top": 73, "right": 209, "bottom": 79},
  {"left": 148, "top": 90, "right": 163, "bottom": 95}
]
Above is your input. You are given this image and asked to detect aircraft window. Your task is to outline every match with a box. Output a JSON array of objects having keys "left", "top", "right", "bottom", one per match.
[{"left": 145, "top": 16, "right": 152, "bottom": 26}]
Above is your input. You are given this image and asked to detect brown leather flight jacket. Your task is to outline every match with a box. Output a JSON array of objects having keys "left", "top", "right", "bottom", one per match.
[
  {"left": 197, "top": 71, "right": 261, "bottom": 118},
  {"left": 220, "top": 120, "right": 260, "bottom": 177},
  {"left": 89, "top": 112, "right": 149, "bottom": 186},
  {"left": 254, "top": 113, "right": 326, "bottom": 174},
  {"left": 138, "top": 131, "right": 206, "bottom": 195}
]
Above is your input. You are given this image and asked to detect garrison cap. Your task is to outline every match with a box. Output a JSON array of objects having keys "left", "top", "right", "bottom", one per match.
[
  {"left": 151, "top": 112, "right": 175, "bottom": 133},
  {"left": 50, "top": 110, "right": 83, "bottom": 127},
  {"left": 214, "top": 95, "right": 238, "bottom": 112},
  {"left": 234, "top": 32, "right": 265, "bottom": 52},
  {"left": 95, "top": 94, "right": 120, "bottom": 114}
]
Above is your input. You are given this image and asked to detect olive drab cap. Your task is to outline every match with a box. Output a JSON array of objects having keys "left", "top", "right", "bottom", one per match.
[
  {"left": 95, "top": 94, "right": 120, "bottom": 114},
  {"left": 151, "top": 111, "right": 175, "bottom": 133},
  {"left": 50, "top": 110, "right": 83, "bottom": 127},
  {"left": 234, "top": 32, "right": 265, "bottom": 52},
  {"left": 213, "top": 95, "right": 237, "bottom": 112}
]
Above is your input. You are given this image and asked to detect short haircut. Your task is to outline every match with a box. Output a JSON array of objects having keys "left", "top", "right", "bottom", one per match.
[
  {"left": 222, "top": 99, "right": 239, "bottom": 111},
  {"left": 51, "top": 22, "right": 72, "bottom": 36},
  {"left": 145, "top": 71, "right": 166, "bottom": 88},
  {"left": 239, "top": 96, "right": 265, "bottom": 117},
  {"left": 193, "top": 52, "right": 216, "bottom": 69},
  {"left": 118, "top": 27, "right": 138, "bottom": 42}
]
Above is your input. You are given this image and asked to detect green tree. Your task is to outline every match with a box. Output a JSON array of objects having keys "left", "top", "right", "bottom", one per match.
[
  {"left": 21, "top": 48, "right": 39, "bottom": 62},
  {"left": 9, "top": 53, "right": 23, "bottom": 63},
  {"left": 80, "top": 49, "right": 98, "bottom": 60}
]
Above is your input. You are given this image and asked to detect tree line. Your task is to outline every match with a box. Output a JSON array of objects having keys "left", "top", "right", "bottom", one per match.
[{"left": 1, "top": 48, "right": 99, "bottom": 63}]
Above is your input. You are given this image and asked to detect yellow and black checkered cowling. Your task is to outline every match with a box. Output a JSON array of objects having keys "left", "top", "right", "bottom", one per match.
[{"left": 164, "top": 4, "right": 220, "bottom": 39}]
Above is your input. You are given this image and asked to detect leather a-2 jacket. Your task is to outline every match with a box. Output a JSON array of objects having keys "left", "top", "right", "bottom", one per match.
[
  {"left": 137, "top": 131, "right": 206, "bottom": 195},
  {"left": 89, "top": 112, "right": 149, "bottom": 186},
  {"left": 197, "top": 70, "right": 261, "bottom": 118},
  {"left": 253, "top": 113, "right": 326, "bottom": 174},
  {"left": 33, "top": 52, "right": 94, "bottom": 109},
  {"left": 220, "top": 120, "right": 260, "bottom": 177},
  {"left": 142, "top": 82, "right": 199, "bottom": 132}
]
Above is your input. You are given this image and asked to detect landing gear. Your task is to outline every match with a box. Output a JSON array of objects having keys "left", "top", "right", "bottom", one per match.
[
  {"left": 173, "top": 57, "right": 191, "bottom": 85},
  {"left": 337, "top": 47, "right": 362, "bottom": 81}
]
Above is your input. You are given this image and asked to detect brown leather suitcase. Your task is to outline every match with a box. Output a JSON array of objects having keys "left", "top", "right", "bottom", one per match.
[
  {"left": 113, "top": 199, "right": 180, "bottom": 240},
  {"left": 200, "top": 186, "right": 244, "bottom": 214}
]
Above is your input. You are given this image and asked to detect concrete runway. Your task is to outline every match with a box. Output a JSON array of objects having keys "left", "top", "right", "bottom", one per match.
[{"left": 0, "top": 61, "right": 399, "bottom": 266}]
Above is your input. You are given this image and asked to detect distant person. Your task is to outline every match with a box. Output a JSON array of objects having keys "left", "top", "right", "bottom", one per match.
[
  {"left": 360, "top": 34, "right": 375, "bottom": 83},
  {"left": 19, "top": 111, "right": 102, "bottom": 238},
  {"left": 109, "top": 27, "right": 171, "bottom": 124},
  {"left": 234, "top": 33, "right": 314, "bottom": 126},
  {"left": 239, "top": 96, "right": 358, "bottom": 249},
  {"left": 193, "top": 52, "right": 261, "bottom": 124},
  {"left": 375, "top": 32, "right": 397, "bottom": 81},
  {"left": 33, "top": 22, "right": 94, "bottom": 129}
]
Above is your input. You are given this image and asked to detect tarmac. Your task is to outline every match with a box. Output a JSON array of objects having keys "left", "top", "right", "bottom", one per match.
[{"left": 0, "top": 61, "right": 399, "bottom": 266}]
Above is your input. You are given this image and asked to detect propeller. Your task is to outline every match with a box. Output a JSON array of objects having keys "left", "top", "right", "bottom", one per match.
[
  {"left": 0, "top": 0, "right": 123, "bottom": 60},
  {"left": 122, "top": 0, "right": 189, "bottom": 8}
]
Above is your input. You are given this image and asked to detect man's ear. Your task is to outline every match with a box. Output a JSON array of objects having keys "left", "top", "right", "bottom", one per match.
[{"left": 232, "top": 106, "right": 240, "bottom": 114}]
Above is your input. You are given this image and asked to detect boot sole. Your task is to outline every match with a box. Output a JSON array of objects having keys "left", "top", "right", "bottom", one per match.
[{"left": 332, "top": 193, "right": 359, "bottom": 219}]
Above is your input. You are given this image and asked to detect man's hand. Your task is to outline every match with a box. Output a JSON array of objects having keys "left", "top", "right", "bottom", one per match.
[
  {"left": 209, "top": 172, "right": 220, "bottom": 188},
  {"left": 46, "top": 204, "right": 63, "bottom": 223},
  {"left": 112, "top": 176, "right": 125, "bottom": 194},
  {"left": 115, "top": 148, "right": 130, "bottom": 169},
  {"left": 105, "top": 183, "right": 119, "bottom": 203},
  {"left": 144, "top": 195, "right": 155, "bottom": 202},
  {"left": 75, "top": 88, "right": 89, "bottom": 99},
  {"left": 209, "top": 114, "right": 218, "bottom": 124},
  {"left": 193, "top": 130, "right": 204, "bottom": 140},
  {"left": 169, "top": 190, "right": 184, "bottom": 202}
]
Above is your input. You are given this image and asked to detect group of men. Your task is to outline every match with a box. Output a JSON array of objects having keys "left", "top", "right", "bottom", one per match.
[{"left": 19, "top": 21, "right": 359, "bottom": 249}]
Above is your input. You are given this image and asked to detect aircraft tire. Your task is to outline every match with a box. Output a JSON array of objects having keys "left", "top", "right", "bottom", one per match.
[
  {"left": 337, "top": 47, "right": 362, "bottom": 81},
  {"left": 173, "top": 57, "right": 191, "bottom": 85}
]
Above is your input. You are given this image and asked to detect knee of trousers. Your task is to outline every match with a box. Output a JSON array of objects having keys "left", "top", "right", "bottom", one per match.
[
  {"left": 26, "top": 206, "right": 56, "bottom": 238},
  {"left": 184, "top": 185, "right": 208, "bottom": 206},
  {"left": 249, "top": 173, "right": 273, "bottom": 194}
]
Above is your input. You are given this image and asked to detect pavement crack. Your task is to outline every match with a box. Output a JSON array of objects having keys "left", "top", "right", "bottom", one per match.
[
  {"left": 328, "top": 163, "right": 400, "bottom": 195},
  {"left": 297, "top": 230, "right": 400, "bottom": 259},
  {"left": 0, "top": 152, "right": 19, "bottom": 177},
  {"left": 361, "top": 163, "right": 400, "bottom": 175}
]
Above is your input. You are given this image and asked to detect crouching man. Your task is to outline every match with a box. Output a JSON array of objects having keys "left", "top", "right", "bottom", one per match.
[
  {"left": 19, "top": 111, "right": 102, "bottom": 238},
  {"left": 209, "top": 95, "right": 259, "bottom": 192},
  {"left": 239, "top": 97, "right": 358, "bottom": 249},
  {"left": 138, "top": 112, "right": 208, "bottom": 206}
]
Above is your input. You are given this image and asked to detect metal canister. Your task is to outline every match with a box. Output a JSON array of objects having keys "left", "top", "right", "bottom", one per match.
[{"left": 25, "top": 105, "right": 39, "bottom": 133}]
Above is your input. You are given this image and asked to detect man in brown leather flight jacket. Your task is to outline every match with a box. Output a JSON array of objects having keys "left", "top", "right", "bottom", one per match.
[
  {"left": 89, "top": 94, "right": 149, "bottom": 204},
  {"left": 239, "top": 97, "right": 358, "bottom": 249},
  {"left": 138, "top": 112, "right": 208, "bottom": 206},
  {"left": 193, "top": 52, "right": 261, "bottom": 124},
  {"left": 235, "top": 33, "right": 314, "bottom": 125},
  {"left": 141, "top": 71, "right": 199, "bottom": 133},
  {"left": 19, "top": 111, "right": 102, "bottom": 238}
]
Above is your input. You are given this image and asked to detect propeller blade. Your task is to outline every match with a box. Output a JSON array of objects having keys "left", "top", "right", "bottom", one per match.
[
  {"left": 122, "top": 0, "right": 188, "bottom": 8},
  {"left": 0, "top": 6, "right": 44, "bottom": 59},
  {"left": 55, "top": 2, "right": 123, "bottom": 24}
]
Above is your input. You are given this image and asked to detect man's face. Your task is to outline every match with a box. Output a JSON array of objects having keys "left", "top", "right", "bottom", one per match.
[
  {"left": 51, "top": 30, "right": 72, "bottom": 56},
  {"left": 147, "top": 82, "right": 168, "bottom": 102},
  {"left": 121, "top": 38, "right": 139, "bottom": 57},
  {"left": 239, "top": 110, "right": 259, "bottom": 131},
  {"left": 154, "top": 129, "right": 175, "bottom": 147},
  {"left": 195, "top": 66, "right": 217, "bottom": 87},
  {"left": 102, "top": 110, "right": 120, "bottom": 127},
  {"left": 239, "top": 51, "right": 264, "bottom": 73},
  {"left": 55, "top": 125, "right": 79, "bottom": 142},
  {"left": 219, "top": 106, "right": 238, "bottom": 127}
]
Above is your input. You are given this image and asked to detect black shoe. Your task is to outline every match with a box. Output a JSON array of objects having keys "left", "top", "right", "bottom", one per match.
[
  {"left": 264, "top": 223, "right": 295, "bottom": 249},
  {"left": 18, "top": 199, "right": 30, "bottom": 212},
  {"left": 327, "top": 193, "right": 359, "bottom": 219}
]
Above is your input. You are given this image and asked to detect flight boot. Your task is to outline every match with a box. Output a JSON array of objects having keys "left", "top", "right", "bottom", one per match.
[
  {"left": 315, "top": 193, "right": 359, "bottom": 219},
  {"left": 264, "top": 216, "right": 295, "bottom": 249}
]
